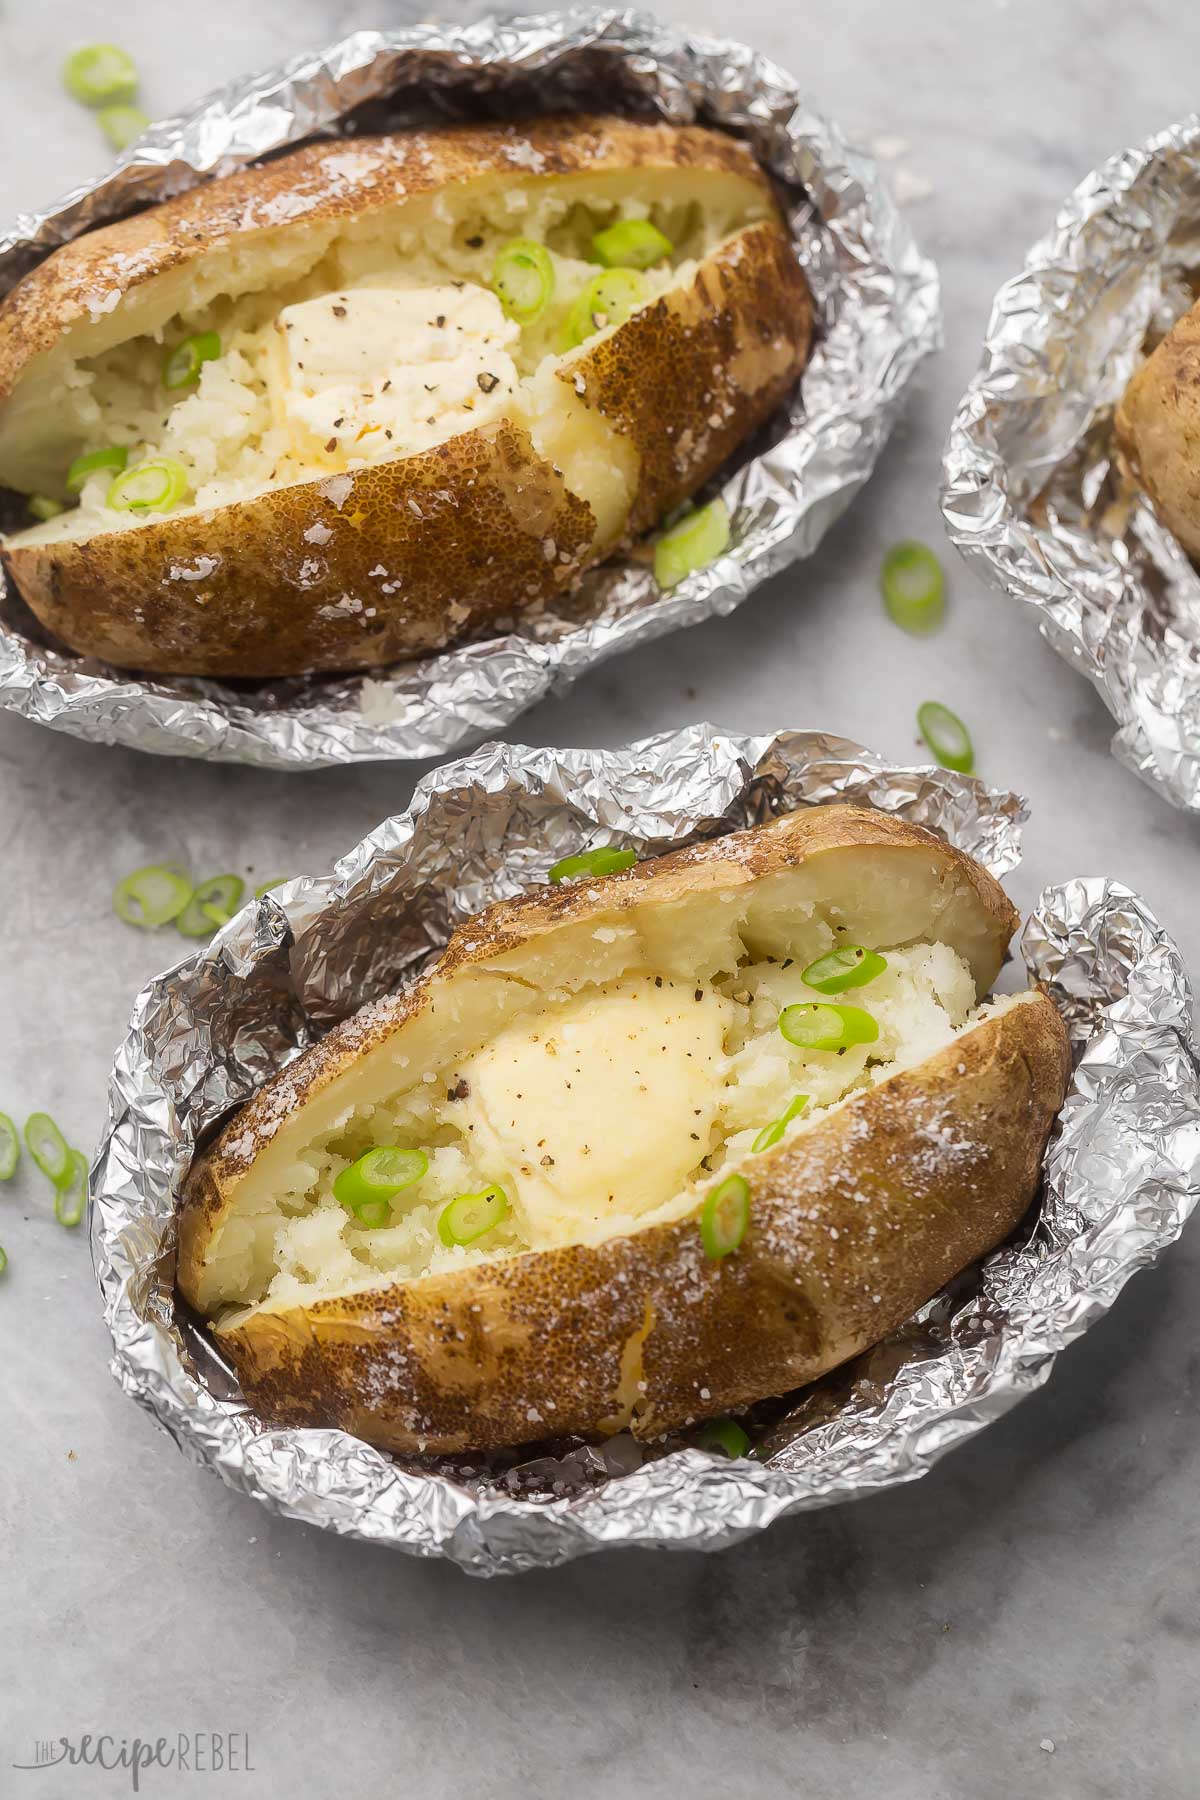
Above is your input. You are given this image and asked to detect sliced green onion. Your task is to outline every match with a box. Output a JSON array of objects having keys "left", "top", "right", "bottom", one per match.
[
  {"left": 29, "top": 494, "right": 64, "bottom": 522},
  {"left": 438, "top": 1183, "right": 509, "bottom": 1248},
  {"left": 112, "top": 862, "right": 193, "bottom": 929},
  {"left": 55, "top": 1151, "right": 89, "bottom": 1228},
  {"left": 654, "top": 498, "right": 731, "bottom": 589},
  {"left": 0, "top": 1244, "right": 7, "bottom": 1276},
  {"left": 24, "top": 1113, "right": 71, "bottom": 1187},
  {"left": 700, "top": 1174, "right": 750, "bottom": 1260},
  {"left": 779, "top": 1002, "right": 879, "bottom": 1053},
  {"left": 163, "top": 330, "right": 221, "bottom": 392},
  {"left": 695, "top": 1417, "right": 751, "bottom": 1458},
  {"left": 67, "top": 445, "right": 128, "bottom": 493},
  {"left": 563, "top": 268, "right": 648, "bottom": 348},
  {"left": 917, "top": 701, "right": 975, "bottom": 774},
  {"left": 98, "top": 103, "right": 149, "bottom": 151},
  {"left": 107, "top": 458, "right": 190, "bottom": 514},
  {"left": 751, "top": 1093, "right": 809, "bottom": 1155},
  {"left": 490, "top": 239, "right": 555, "bottom": 326},
  {"left": 335, "top": 1146, "right": 428, "bottom": 1228},
  {"left": 548, "top": 846, "right": 637, "bottom": 884},
  {"left": 175, "top": 874, "right": 246, "bottom": 939},
  {"left": 881, "top": 540, "right": 945, "bottom": 634},
  {"left": 255, "top": 878, "right": 290, "bottom": 899},
  {"left": 0, "top": 1114, "right": 19, "bottom": 1181},
  {"left": 592, "top": 219, "right": 674, "bottom": 270},
  {"left": 801, "top": 946, "right": 887, "bottom": 994},
  {"left": 63, "top": 44, "right": 138, "bottom": 107}
]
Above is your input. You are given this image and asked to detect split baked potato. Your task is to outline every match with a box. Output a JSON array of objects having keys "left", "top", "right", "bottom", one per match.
[
  {"left": 178, "top": 805, "right": 1070, "bottom": 1456},
  {"left": 1116, "top": 298, "right": 1200, "bottom": 559},
  {"left": 0, "top": 115, "right": 812, "bottom": 678}
]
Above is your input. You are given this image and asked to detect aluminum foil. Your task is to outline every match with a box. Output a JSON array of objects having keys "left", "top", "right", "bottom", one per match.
[
  {"left": 0, "top": 9, "right": 939, "bottom": 770},
  {"left": 91, "top": 725, "right": 1200, "bottom": 1575},
  {"left": 943, "top": 114, "right": 1200, "bottom": 814}
]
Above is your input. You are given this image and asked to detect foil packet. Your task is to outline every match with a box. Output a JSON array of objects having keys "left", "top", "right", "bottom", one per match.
[
  {"left": 943, "top": 115, "right": 1200, "bottom": 814},
  {"left": 91, "top": 726, "right": 1200, "bottom": 1575},
  {"left": 0, "top": 9, "right": 939, "bottom": 770}
]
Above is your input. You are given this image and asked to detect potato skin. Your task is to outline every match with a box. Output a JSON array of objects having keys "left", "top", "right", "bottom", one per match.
[
  {"left": 215, "top": 992, "right": 1069, "bottom": 1454},
  {"left": 1116, "top": 301, "right": 1200, "bottom": 560}
]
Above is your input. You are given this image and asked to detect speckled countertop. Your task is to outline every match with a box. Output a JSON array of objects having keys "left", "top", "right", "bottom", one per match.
[{"left": 1, "top": 2, "right": 1197, "bottom": 1795}]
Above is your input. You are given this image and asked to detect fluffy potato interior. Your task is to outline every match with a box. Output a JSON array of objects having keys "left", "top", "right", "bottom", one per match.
[
  {"left": 2, "top": 163, "right": 768, "bottom": 553},
  {"left": 192, "top": 845, "right": 1021, "bottom": 1324}
]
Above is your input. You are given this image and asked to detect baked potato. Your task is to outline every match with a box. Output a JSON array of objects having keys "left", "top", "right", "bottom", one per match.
[
  {"left": 1116, "top": 299, "right": 1200, "bottom": 559},
  {"left": 0, "top": 115, "right": 812, "bottom": 678},
  {"left": 178, "top": 805, "right": 1070, "bottom": 1456}
]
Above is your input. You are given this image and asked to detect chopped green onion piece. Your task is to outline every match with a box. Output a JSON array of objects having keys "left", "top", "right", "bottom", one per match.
[
  {"left": 438, "top": 1182, "right": 509, "bottom": 1248},
  {"left": 548, "top": 846, "right": 637, "bottom": 884},
  {"left": 881, "top": 540, "right": 945, "bottom": 634},
  {"left": 62, "top": 44, "right": 138, "bottom": 107},
  {"left": 55, "top": 1150, "right": 89, "bottom": 1228},
  {"left": 563, "top": 268, "right": 647, "bottom": 347},
  {"left": 112, "top": 862, "right": 193, "bottom": 929},
  {"left": 801, "top": 945, "right": 887, "bottom": 994},
  {"left": 107, "top": 458, "right": 190, "bottom": 514},
  {"left": 779, "top": 1002, "right": 879, "bottom": 1052},
  {"left": 163, "top": 330, "right": 221, "bottom": 391},
  {"left": 917, "top": 701, "right": 975, "bottom": 774},
  {"left": 592, "top": 219, "right": 674, "bottom": 269},
  {"left": 490, "top": 239, "right": 555, "bottom": 326},
  {"left": 700, "top": 1174, "right": 750, "bottom": 1260},
  {"left": 98, "top": 103, "right": 149, "bottom": 151},
  {"left": 695, "top": 1417, "right": 751, "bottom": 1458},
  {"left": 28, "top": 494, "right": 63, "bottom": 521},
  {"left": 175, "top": 874, "right": 246, "bottom": 939},
  {"left": 0, "top": 1113, "right": 18, "bottom": 1181},
  {"left": 24, "top": 1113, "right": 71, "bottom": 1187},
  {"left": 0, "top": 1244, "right": 7, "bottom": 1276},
  {"left": 255, "top": 878, "right": 290, "bottom": 899},
  {"left": 654, "top": 498, "right": 730, "bottom": 589},
  {"left": 67, "top": 445, "right": 128, "bottom": 492},
  {"left": 751, "top": 1093, "right": 809, "bottom": 1155},
  {"left": 335, "top": 1147, "right": 428, "bottom": 1228}
]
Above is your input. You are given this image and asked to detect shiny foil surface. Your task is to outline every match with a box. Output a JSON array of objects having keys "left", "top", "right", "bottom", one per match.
[
  {"left": 0, "top": 9, "right": 939, "bottom": 769},
  {"left": 943, "top": 115, "right": 1200, "bottom": 814},
  {"left": 90, "top": 726, "right": 1200, "bottom": 1575}
]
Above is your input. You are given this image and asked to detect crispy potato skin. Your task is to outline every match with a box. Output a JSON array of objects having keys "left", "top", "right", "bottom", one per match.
[
  {"left": 1116, "top": 301, "right": 1200, "bottom": 560},
  {"left": 216, "top": 992, "right": 1069, "bottom": 1453},
  {"left": 176, "top": 804, "right": 1063, "bottom": 1454},
  {"left": 0, "top": 115, "right": 812, "bottom": 678}
]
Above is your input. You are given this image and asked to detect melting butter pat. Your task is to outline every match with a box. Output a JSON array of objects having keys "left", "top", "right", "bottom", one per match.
[
  {"left": 269, "top": 283, "right": 520, "bottom": 462},
  {"left": 456, "top": 975, "right": 732, "bottom": 1244}
]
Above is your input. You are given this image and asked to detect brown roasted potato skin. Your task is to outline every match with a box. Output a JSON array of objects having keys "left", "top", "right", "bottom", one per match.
[
  {"left": 1116, "top": 300, "right": 1200, "bottom": 560},
  {"left": 214, "top": 992, "right": 1069, "bottom": 1454}
]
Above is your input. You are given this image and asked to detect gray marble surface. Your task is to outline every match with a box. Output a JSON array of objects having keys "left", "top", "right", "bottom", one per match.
[{"left": 2, "top": 2, "right": 1198, "bottom": 1795}]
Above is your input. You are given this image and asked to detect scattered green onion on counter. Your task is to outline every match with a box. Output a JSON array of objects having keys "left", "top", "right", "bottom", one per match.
[
  {"left": 67, "top": 445, "right": 129, "bottom": 492},
  {"left": 563, "top": 267, "right": 647, "bottom": 347},
  {"left": 255, "top": 878, "right": 291, "bottom": 899},
  {"left": 162, "top": 330, "right": 221, "bottom": 392},
  {"left": 800, "top": 945, "right": 887, "bottom": 994},
  {"left": 491, "top": 239, "right": 555, "bottom": 326},
  {"left": 335, "top": 1147, "right": 429, "bottom": 1229},
  {"left": 107, "top": 457, "right": 189, "bottom": 514},
  {"left": 112, "top": 863, "right": 193, "bottom": 929},
  {"left": 175, "top": 874, "right": 245, "bottom": 939},
  {"left": 653, "top": 498, "right": 730, "bottom": 590},
  {"left": 694, "top": 1416, "right": 751, "bottom": 1458},
  {"left": 700, "top": 1173, "right": 750, "bottom": 1260},
  {"left": 62, "top": 44, "right": 138, "bottom": 107},
  {"left": 917, "top": 700, "right": 975, "bottom": 774},
  {"left": 548, "top": 847, "right": 637, "bottom": 884},
  {"left": 0, "top": 1245, "right": 7, "bottom": 1276},
  {"left": 23, "top": 1112, "right": 72, "bottom": 1187},
  {"left": 438, "top": 1182, "right": 509, "bottom": 1248},
  {"left": 592, "top": 219, "right": 674, "bottom": 269},
  {"left": 27, "top": 494, "right": 63, "bottom": 522},
  {"left": 54, "top": 1150, "right": 89, "bottom": 1229},
  {"left": 98, "top": 103, "right": 149, "bottom": 151},
  {"left": 881, "top": 540, "right": 945, "bottom": 634},
  {"left": 778, "top": 1002, "right": 879, "bottom": 1053},
  {"left": 0, "top": 1113, "right": 19, "bottom": 1180},
  {"left": 751, "top": 1093, "right": 809, "bottom": 1155}
]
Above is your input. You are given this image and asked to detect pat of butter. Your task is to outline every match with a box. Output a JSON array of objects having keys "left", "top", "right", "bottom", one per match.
[
  {"left": 457, "top": 975, "right": 731, "bottom": 1244},
  {"left": 270, "top": 283, "right": 520, "bottom": 462}
]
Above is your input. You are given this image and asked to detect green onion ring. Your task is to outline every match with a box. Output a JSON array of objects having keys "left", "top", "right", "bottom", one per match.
[
  {"left": 881, "top": 540, "right": 945, "bottom": 634},
  {"left": 751, "top": 1093, "right": 809, "bottom": 1155},
  {"left": 779, "top": 1002, "right": 879, "bottom": 1053},
  {"left": 490, "top": 239, "right": 555, "bottom": 326},
  {"left": 700, "top": 1174, "right": 750, "bottom": 1260},
  {"left": 175, "top": 874, "right": 246, "bottom": 939},
  {"left": 800, "top": 945, "right": 887, "bottom": 994},
  {"left": 548, "top": 846, "right": 637, "bottom": 884},
  {"left": 162, "top": 330, "right": 222, "bottom": 392},
  {"left": 0, "top": 1113, "right": 19, "bottom": 1180},
  {"left": 55, "top": 1150, "right": 89, "bottom": 1228},
  {"left": 694, "top": 1417, "right": 751, "bottom": 1458},
  {"left": 335, "top": 1147, "right": 429, "bottom": 1227},
  {"left": 591, "top": 219, "right": 674, "bottom": 269},
  {"left": 0, "top": 1244, "right": 7, "bottom": 1276},
  {"left": 98, "top": 104, "right": 149, "bottom": 151},
  {"left": 437, "top": 1183, "right": 509, "bottom": 1248},
  {"left": 653, "top": 499, "right": 730, "bottom": 589},
  {"left": 24, "top": 1113, "right": 71, "bottom": 1187},
  {"left": 112, "top": 863, "right": 193, "bottom": 930},
  {"left": 107, "top": 458, "right": 190, "bottom": 514},
  {"left": 563, "top": 267, "right": 647, "bottom": 348},
  {"left": 28, "top": 494, "right": 64, "bottom": 521},
  {"left": 67, "top": 445, "right": 129, "bottom": 492},
  {"left": 62, "top": 44, "right": 138, "bottom": 107},
  {"left": 917, "top": 701, "right": 975, "bottom": 774},
  {"left": 255, "top": 878, "right": 291, "bottom": 899}
]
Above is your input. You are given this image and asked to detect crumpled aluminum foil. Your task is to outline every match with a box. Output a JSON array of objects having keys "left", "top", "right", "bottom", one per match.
[
  {"left": 0, "top": 9, "right": 939, "bottom": 770},
  {"left": 90, "top": 725, "right": 1200, "bottom": 1575},
  {"left": 943, "top": 115, "right": 1200, "bottom": 814}
]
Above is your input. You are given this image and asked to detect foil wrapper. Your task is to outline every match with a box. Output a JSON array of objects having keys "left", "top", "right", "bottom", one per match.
[
  {"left": 91, "top": 725, "right": 1200, "bottom": 1575},
  {"left": 0, "top": 9, "right": 938, "bottom": 770},
  {"left": 943, "top": 115, "right": 1200, "bottom": 814}
]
